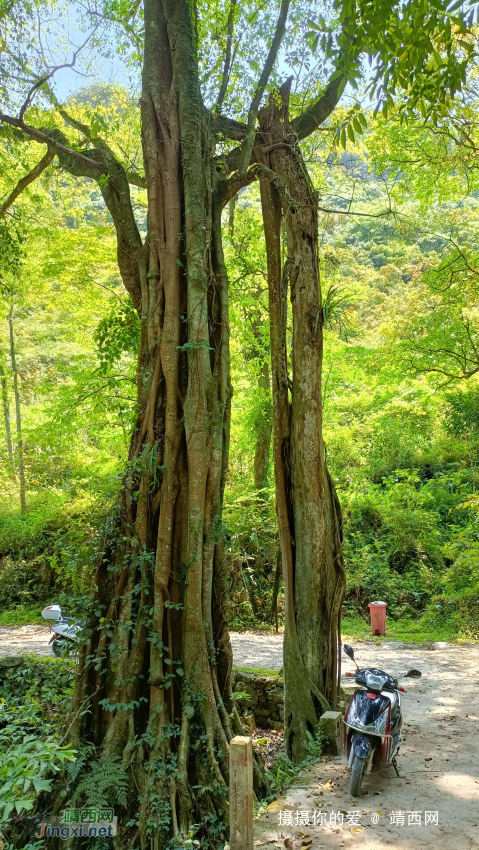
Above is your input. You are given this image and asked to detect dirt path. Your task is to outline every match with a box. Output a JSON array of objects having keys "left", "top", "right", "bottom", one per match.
[
  {"left": 256, "top": 640, "right": 479, "bottom": 850},
  {"left": 1, "top": 626, "right": 478, "bottom": 848},
  {"left": 0, "top": 626, "right": 282, "bottom": 663},
  {"left": 0, "top": 624, "right": 52, "bottom": 657}
]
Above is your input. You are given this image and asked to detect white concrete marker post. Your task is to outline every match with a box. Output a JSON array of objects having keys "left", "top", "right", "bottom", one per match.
[{"left": 230, "top": 735, "right": 254, "bottom": 850}]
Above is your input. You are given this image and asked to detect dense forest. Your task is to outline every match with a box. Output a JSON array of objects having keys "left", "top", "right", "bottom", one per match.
[
  {"left": 1, "top": 90, "right": 478, "bottom": 643},
  {"left": 1, "top": 0, "right": 479, "bottom": 846}
]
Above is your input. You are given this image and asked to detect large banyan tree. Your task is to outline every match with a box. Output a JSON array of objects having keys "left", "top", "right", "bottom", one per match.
[{"left": 0, "top": 0, "right": 474, "bottom": 844}]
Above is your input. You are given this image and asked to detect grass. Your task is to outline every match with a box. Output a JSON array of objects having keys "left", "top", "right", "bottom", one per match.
[
  {"left": 0, "top": 605, "right": 44, "bottom": 625},
  {"left": 341, "top": 614, "right": 460, "bottom": 644},
  {"left": 233, "top": 665, "right": 282, "bottom": 678}
]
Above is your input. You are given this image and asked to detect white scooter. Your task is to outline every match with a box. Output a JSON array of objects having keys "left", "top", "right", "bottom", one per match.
[{"left": 41, "top": 605, "right": 82, "bottom": 657}]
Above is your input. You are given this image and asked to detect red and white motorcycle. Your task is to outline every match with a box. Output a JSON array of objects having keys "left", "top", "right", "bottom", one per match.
[{"left": 342, "top": 644, "right": 421, "bottom": 796}]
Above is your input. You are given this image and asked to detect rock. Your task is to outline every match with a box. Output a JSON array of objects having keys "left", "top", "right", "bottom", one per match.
[
  {"left": 241, "top": 712, "right": 256, "bottom": 734},
  {"left": 319, "top": 710, "right": 343, "bottom": 756},
  {"left": 432, "top": 641, "right": 449, "bottom": 650},
  {"left": 235, "top": 671, "right": 256, "bottom": 682},
  {"left": 267, "top": 688, "right": 284, "bottom": 704}
]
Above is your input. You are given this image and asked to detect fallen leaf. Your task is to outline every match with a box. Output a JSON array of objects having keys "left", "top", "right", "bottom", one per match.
[
  {"left": 425, "top": 757, "right": 432, "bottom": 761},
  {"left": 298, "top": 833, "right": 310, "bottom": 838},
  {"left": 254, "top": 842, "right": 264, "bottom": 846},
  {"left": 283, "top": 840, "right": 293, "bottom": 850},
  {"left": 301, "top": 842, "right": 312, "bottom": 848},
  {"left": 315, "top": 802, "right": 323, "bottom": 808},
  {"left": 352, "top": 827, "right": 362, "bottom": 834}
]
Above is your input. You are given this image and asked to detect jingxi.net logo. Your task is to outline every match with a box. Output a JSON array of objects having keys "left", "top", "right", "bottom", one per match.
[{"left": 35, "top": 807, "right": 117, "bottom": 840}]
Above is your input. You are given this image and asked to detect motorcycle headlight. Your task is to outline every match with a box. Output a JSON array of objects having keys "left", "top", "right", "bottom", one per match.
[{"left": 365, "top": 671, "right": 388, "bottom": 691}]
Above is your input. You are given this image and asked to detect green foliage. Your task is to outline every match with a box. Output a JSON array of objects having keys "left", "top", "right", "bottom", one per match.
[
  {"left": 94, "top": 296, "right": 141, "bottom": 374},
  {"left": 71, "top": 755, "right": 129, "bottom": 808},
  {"left": 0, "top": 657, "right": 75, "bottom": 830},
  {"left": 0, "top": 220, "right": 24, "bottom": 285},
  {"left": 445, "top": 388, "right": 479, "bottom": 437},
  {"left": 265, "top": 725, "right": 324, "bottom": 793},
  {"left": 0, "top": 736, "right": 75, "bottom": 822},
  {"left": 307, "top": 0, "right": 476, "bottom": 128}
]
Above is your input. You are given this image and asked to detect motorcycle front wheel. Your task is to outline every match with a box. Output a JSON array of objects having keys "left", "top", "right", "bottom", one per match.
[
  {"left": 52, "top": 638, "right": 71, "bottom": 657},
  {"left": 349, "top": 754, "right": 366, "bottom": 796}
]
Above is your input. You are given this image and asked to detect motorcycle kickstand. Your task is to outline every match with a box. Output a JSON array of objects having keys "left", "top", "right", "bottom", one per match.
[{"left": 392, "top": 757, "right": 400, "bottom": 778}]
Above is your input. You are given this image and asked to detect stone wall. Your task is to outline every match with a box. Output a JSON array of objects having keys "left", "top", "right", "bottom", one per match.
[
  {"left": 231, "top": 668, "right": 356, "bottom": 734},
  {"left": 231, "top": 669, "right": 284, "bottom": 731}
]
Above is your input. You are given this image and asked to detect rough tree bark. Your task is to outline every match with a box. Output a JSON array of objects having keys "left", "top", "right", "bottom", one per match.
[
  {"left": 64, "top": 3, "right": 266, "bottom": 847},
  {"left": 0, "top": 2, "right": 349, "bottom": 837},
  {"left": 258, "top": 84, "right": 346, "bottom": 763}
]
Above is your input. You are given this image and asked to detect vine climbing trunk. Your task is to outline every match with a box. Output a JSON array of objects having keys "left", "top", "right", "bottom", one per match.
[
  {"left": 259, "top": 83, "right": 346, "bottom": 763},
  {"left": 67, "top": 2, "right": 266, "bottom": 847}
]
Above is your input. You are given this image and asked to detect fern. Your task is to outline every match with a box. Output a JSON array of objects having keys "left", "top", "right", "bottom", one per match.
[
  {"left": 71, "top": 755, "right": 129, "bottom": 808},
  {"left": 66, "top": 745, "right": 94, "bottom": 783}
]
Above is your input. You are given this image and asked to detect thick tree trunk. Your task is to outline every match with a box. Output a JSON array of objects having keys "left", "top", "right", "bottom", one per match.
[
  {"left": 259, "top": 84, "right": 346, "bottom": 762},
  {"left": 66, "top": 3, "right": 266, "bottom": 846},
  {"left": 8, "top": 306, "right": 26, "bottom": 512}
]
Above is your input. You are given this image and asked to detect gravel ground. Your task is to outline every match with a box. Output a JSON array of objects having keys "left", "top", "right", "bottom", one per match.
[
  {"left": 2, "top": 624, "right": 479, "bottom": 849},
  {"left": 0, "top": 625, "right": 285, "bottom": 665},
  {"left": 230, "top": 631, "right": 283, "bottom": 669},
  {"left": 255, "top": 640, "right": 479, "bottom": 850}
]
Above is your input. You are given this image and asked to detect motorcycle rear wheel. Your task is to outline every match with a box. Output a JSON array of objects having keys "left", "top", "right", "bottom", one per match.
[{"left": 349, "top": 754, "right": 366, "bottom": 796}]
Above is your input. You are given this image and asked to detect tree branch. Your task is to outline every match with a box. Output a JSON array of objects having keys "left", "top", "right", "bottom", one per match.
[
  {"left": 0, "top": 146, "right": 55, "bottom": 219},
  {"left": 209, "top": 110, "right": 247, "bottom": 141},
  {"left": 0, "top": 113, "right": 104, "bottom": 172},
  {"left": 214, "top": 0, "right": 237, "bottom": 113},
  {"left": 292, "top": 72, "right": 344, "bottom": 141},
  {"left": 126, "top": 170, "right": 147, "bottom": 189},
  {"left": 238, "top": 0, "right": 290, "bottom": 171},
  {"left": 220, "top": 162, "right": 299, "bottom": 210}
]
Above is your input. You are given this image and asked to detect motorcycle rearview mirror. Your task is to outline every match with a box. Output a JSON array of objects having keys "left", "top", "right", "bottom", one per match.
[
  {"left": 405, "top": 669, "right": 422, "bottom": 678},
  {"left": 343, "top": 644, "right": 359, "bottom": 670},
  {"left": 344, "top": 644, "right": 355, "bottom": 660}
]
